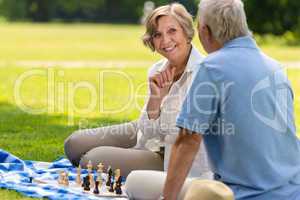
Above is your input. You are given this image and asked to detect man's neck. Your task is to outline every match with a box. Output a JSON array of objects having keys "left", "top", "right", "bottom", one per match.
[{"left": 207, "top": 41, "right": 222, "bottom": 54}]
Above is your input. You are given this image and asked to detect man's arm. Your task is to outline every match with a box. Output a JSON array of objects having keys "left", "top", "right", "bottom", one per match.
[{"left": 163, "top": 128, "right": 202, "bottom": 200}]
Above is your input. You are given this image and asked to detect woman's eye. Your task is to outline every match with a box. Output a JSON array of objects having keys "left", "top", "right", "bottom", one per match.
[
  {"left": 169, "top": 28, "right": 177, "bottom": 34},
  {"left": 153, "top": 33, "right": 161, "bottom": 39}
]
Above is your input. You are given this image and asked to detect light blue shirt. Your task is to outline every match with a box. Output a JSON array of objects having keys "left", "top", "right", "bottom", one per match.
[{"left": 176, "top": 36, "right": 300, "bottom": 200}]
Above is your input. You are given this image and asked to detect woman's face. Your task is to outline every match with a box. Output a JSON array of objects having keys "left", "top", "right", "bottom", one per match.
[{"left": 152, "top": 15, "right": 190, "bottom": 65}]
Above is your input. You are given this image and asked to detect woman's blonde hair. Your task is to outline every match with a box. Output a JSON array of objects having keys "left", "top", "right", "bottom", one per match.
[{"left": 142, "top": 3, "right": 194, "bottom": 51}]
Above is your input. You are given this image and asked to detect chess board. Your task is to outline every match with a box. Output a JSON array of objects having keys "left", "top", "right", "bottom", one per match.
[{"left": 33, "top": 174, "right": 128, "bottom": 199}]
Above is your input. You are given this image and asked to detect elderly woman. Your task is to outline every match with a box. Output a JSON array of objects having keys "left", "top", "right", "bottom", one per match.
[{"left": 64, "top": 3, "right": 211, "bottom": 181}]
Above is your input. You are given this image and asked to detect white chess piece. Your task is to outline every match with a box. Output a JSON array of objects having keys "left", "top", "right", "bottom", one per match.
[
  {"left": 76, "top": 165, "right": 82, "bottom": 185},
  {"left": 87, "top": 160, "right": 94, "bottom": 188}
]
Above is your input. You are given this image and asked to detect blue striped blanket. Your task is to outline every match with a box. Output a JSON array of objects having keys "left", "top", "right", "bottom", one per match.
[{"left": 0, "top": 149, "right": 127, "bottom": 200}]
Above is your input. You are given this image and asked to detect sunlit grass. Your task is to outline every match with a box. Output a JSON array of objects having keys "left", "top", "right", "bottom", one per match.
[{"left": 0, "top": 23, "right": 299, "bottom": 63}]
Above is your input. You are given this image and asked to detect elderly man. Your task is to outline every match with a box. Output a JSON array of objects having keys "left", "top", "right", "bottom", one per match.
[{"left": 162, "top": 0, "right": 300, "bottom": 200}]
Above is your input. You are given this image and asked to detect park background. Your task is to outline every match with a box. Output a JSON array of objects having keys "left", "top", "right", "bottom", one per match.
[{"left": 0, "top": 0, "right": 299, "bottom": 199}]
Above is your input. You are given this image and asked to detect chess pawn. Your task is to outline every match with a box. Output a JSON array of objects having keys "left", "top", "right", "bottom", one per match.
[
  {"left": 63, "top": 172, "right": 69, "bottom": 186},
  {"left": 106, "top": 166, "right": 113, "bottom": 186},
  {"left": 109, "top": 179, "right": 114, "bottom": 193},
  {"left": 89, "top": 173, "right": 95, "bottom": 188},
  {"left": 106, "top": 175, "right": 111, "bottom": 187},
  {"left": 107, "top": 166, "right": 112, "bottom": 176},
  {"left": 82, "top": 175, "right": 90, "bottom": 191},
  {"left": 97, "top": 163, "right": 103, "bottom": 180},
  {"left": 113, "top": 169, "right": 121, "bottom": 190},
  {"left": 29, "top": 177, "right": 33, "bottom": 183},
  {"left": 93, "top": 181, "right": 100, "bottom": 194},
  {"left": 115, "top": 176, "right": 123, "bottom": 195},
  {"left": 58, "top": 171, "right": 65, "bottom": 185},
  {"left": 96, "top": 163, "right": 103, "bottom": 184},
  {"left": 87, "top": 160, "right": 95, "bottom": 188},
  {"left": 76, "top": 166, "right": 82, "bottom": 185}
]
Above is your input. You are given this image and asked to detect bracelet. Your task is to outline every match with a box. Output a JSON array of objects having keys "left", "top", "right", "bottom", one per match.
[{"left": 158, "top": 195, "right": 165, "bottom": 200}]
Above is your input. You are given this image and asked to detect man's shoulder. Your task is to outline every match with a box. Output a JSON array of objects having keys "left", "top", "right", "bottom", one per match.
[
  {"left": 198, "top": 49, "right": 230, "bottom": 76},
  {"left": 201, "top": 45, "right": 281, "bottom": 71},
  {"left": 201, "top": 49, "right": 229, "bottom": 68},
  {"left": 259, "top": 51, "right": 282, "bottom": 69},
  {"left": 198, "top": 48, "right": 244, "bottom": 82}
]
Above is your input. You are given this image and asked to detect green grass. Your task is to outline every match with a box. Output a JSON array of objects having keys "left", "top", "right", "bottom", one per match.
[
  {"left": 287, "top": 69, "right": 300, "bottom": 132},
  {"left": 0, "top": 23, "right": 300, "bottom": 62},
  {"left": 0, "top": 23, "right": 160, "bottom": 63},
  {"left": 0, "top": 67, "right": 148, "bottom": 161},
  {"left": 0, "top": 23, "right": 299, "bottom": 199},
  {"left": 0, "top": 190, "right": 38, "bottom": 200}
]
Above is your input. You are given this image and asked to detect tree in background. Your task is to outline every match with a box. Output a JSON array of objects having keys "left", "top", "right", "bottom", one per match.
[
  {"left": 0, "top": 0, "right": 299, "bottom": 38},
  {"left": 0, "top": 0, "right": 27, "bottom": 21},
  {"left": 243, "top": 0, "right": 300, "bottom": 35}
]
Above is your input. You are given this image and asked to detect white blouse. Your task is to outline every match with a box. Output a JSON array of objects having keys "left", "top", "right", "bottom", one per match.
[{"left": 136, "top": 46, "right": 213, "bottom": 178}]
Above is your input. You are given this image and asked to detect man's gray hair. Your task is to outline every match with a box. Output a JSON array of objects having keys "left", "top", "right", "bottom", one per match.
[{"left": 198, "top": 0, "right": 251, "bottom": 45}]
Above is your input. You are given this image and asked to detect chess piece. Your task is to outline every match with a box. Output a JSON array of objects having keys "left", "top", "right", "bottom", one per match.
[
  {"left": 107, "top": 166, "right": 113, "bottom": 176},
  {"left": 97, "top": 162, "right": 104, "bottom": 184},
  {"left": 106, "top": 166, "right": 113, "bottom": 186},
  {"left": 87, "top": 160, "right": 95, "bottom": 188},
  {"left": 63, "top": 171, "right": 69, "bottom": 186},
  {"left": 76, "top": 165, "right": 82, "bottom": 185},
  {"left": 58, "top": 171, "right": 65, "bottom": 185},
  {"left": 93, "top": 180, "right": 100, "bottom": 194},
  {"left": 82, "top": 175, "right": 90, "bottom": 191},
  {"left": 58, "top": 171, "right": 69, "bottom": 186},
  {"left": 115, "top": 176, "right": 123, "bottom": 195},
  {"left": 113, "top": 169, "right": 120, "bottom": 189},
  {"left": 29, "top": 177, "right": 33, "bottom": 183},
  {"left": 97, "top": 163, "right": 104, "bottom": 181},
  {"left": 109, "top": 179, "right": 114, "bottom": 193},
  {"left": 114, "top": 169, "right": 122, "bottom": 195},
  {"left": 89, "top": 173, "right": 95, "bottom": 188}
]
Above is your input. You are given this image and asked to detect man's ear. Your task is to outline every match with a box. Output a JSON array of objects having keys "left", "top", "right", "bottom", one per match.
[{"left": 205, "top": 25, "right": 214, "bottom": 43}]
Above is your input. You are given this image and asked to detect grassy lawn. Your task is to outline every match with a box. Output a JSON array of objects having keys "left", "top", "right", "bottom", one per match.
[
  {"left": 0, "top": 23, "right": 299, "bottom": 199},
  {"left": 0, "top": 23, "right": 300, "bottom": 63}
]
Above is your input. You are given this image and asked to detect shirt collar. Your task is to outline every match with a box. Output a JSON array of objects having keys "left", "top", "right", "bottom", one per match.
[
  {"left": 185, "top": 45, "right": 204, "bottom": 73},
  {"left": 223, "top": 35, "right": 258, "bottom": 50}
]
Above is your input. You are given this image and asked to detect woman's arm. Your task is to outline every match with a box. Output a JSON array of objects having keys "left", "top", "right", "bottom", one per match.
[
  {"left": 136, "top": 65, "right": 175, "bottom": 148},
  {"left": 146, "top": 66, "right": 175, "bottom": 119}
]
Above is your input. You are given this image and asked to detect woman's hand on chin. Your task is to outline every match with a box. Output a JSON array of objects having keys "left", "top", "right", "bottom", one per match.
[{"left": 149, "top": 66, "right": 176, "bottom": 101}]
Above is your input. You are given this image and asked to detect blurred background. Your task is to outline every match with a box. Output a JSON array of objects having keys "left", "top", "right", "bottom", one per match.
[
  {"left": 0, "top": 0, "right": 300, "bottom": 38},
  {"left": 0, "top": 0, "right": 300, "bottom": 36},
  {"left": 0, "top": 1, "right": 299, "bottom": 199}
]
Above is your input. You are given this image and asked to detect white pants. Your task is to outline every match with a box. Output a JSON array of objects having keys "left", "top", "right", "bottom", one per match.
[{"left": 125, "top": 170, "right": 214, "bottom": 200}]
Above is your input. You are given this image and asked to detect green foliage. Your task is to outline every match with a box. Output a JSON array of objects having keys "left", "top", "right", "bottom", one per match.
[
  {"left": 0, "top": 0, "right": 27, "bottom": 21},
  {"left": 0, "top": 0, "right": 171, "bottom": 23},
  {"left": 254, "top": 31, "right": 300, "bottom": 46},
  {"left": 243, "top": 0, "right": 300, "bottom": 35},
  {"left": 0, "top": 0, "right": 299, "bottom": 38}
]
